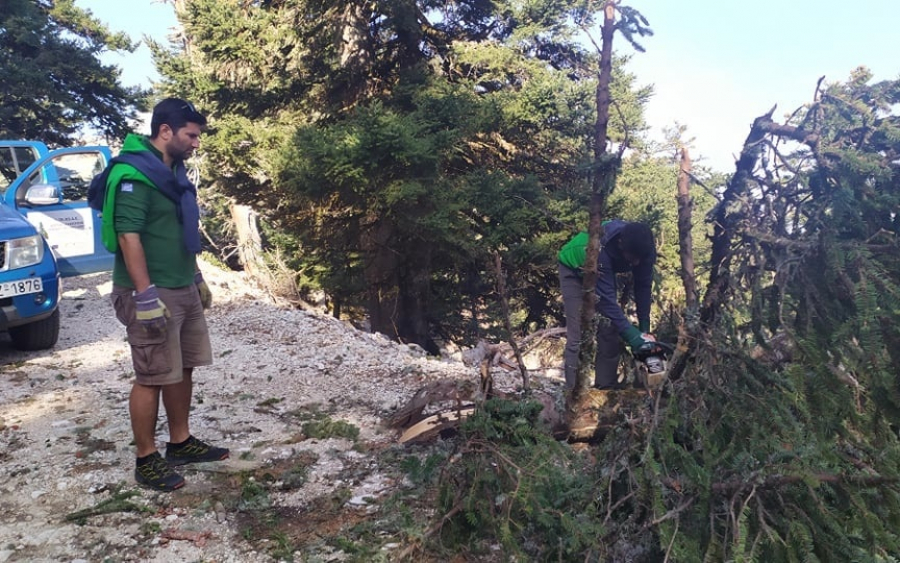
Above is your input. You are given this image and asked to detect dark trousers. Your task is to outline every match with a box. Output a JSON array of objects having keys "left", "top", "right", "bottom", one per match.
[{"left": 559, "top": 263, "right": 622, "bottom": 389}]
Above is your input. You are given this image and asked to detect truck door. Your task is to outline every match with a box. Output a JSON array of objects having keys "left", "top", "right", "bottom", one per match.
[{"left": 4, "top": 146, "right": 114, "bottom": 277}]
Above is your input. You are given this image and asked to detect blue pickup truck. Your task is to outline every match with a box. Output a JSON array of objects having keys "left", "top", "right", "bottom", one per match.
[{"left": 0, "top": 141, "right": 114, "bottom": 350}]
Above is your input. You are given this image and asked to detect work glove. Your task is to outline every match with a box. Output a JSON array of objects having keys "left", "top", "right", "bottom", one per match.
[
  {"left": 133, "top": 285, "right": 170, "bottom": 335},
  {"left": 195, "top": 271, "right": 212, "bottom": 309},
  {"left": 621, "top": 325, "right": 656, "bottom": 354}
]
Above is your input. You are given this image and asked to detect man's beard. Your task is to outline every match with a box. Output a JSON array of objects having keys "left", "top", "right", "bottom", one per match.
[{"left": 168, "top": 146, "right": 193, "bottom": 162}]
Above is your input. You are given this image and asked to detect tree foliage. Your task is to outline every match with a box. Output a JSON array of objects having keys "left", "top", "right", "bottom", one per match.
[
  {"left": 156, "top": 0, "right": 663, "bottom": 350},
  {"left": 0, "top": 0, "right": 142, "bottom": 145},
  {"left": 614, "top": 69, "right": 900, "bottom": 561},
  {"left": 425, "top": 70, "right": 900, "bottom": 562},
  {"left": 438, "top": 398, "right": 609, "bottom": 560},
  {"left": 148, "top": 1, "right": 900, "bottom": 560}
]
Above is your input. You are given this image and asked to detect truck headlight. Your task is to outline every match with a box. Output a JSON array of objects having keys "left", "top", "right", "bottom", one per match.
[{"left": 7, "top": 235, "right": 44, "bottom": 269}]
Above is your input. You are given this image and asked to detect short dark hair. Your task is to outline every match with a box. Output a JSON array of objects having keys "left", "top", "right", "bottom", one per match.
[
  {"left": 619, "top": 222, "right": 656, "bottom": 261},
  {"left": 150, "top": 98, "right": 207, "bottom": 138}
]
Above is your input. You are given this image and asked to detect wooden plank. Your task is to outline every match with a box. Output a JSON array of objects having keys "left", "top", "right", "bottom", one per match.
[{"left": 399, "top": 407, "right": 476, "bottom": 444}]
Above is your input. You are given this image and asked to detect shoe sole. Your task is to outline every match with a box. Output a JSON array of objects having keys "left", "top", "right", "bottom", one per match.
[
  {"left": 135, "top": 476, "right": 186, "bottom": 492},
  {"left": 165, "top": 452, "right": 230, "bottom": 467}
]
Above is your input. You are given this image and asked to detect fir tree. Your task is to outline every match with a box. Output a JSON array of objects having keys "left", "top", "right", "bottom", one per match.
[
  {"left": 153, "top": 0, "right": 660, "bottom": 349},
  {"left": 0, "top": 0, "right": 142, "bottom": 145},
  {"left": 633, "top": 69, "right": 900, "bottom": 561}
]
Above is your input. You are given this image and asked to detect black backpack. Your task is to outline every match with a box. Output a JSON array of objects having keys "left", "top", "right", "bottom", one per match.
[{"left": 87, "top": 153, "right": 147, "bottom": 211}]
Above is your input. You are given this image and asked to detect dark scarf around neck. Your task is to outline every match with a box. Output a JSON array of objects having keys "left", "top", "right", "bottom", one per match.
[{"left": 116, "top": 151, "right": 201, "bottom": 253}]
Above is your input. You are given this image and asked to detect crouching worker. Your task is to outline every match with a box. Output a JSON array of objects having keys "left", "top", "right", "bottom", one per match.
[
  {"left": 558, "top": 220, "right": 657, "bottom": 390},
  {"left": 103, "top": 98, "right": 228, "bottom": 491}
]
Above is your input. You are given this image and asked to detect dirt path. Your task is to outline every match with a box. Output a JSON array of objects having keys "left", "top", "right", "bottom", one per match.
[{"left": 0, "top": 261, "right": 511, "bottom": 562}]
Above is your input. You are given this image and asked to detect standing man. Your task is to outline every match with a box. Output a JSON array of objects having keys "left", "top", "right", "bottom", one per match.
[
  {"left": 558, "top": 220, "right": 657, "bottom": 390},
  {"left": 105, "top": 98, "right": 228, "bottom": 491}
]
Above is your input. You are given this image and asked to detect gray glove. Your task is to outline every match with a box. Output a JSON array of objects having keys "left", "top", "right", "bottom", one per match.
[{"left": 133, "top": 285, "right": 170, "bottom": 334}]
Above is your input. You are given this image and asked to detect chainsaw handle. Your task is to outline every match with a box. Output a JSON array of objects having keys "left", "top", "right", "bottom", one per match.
[
  {"left": 654, "top": 341, "right": 675, "bottom": 354},
  {"left": 633, "top": 340, "right": 675, "bottom": 358}
]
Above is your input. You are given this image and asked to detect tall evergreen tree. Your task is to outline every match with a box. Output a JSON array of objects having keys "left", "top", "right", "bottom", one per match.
[
  {"left": 154, "top": 0, "right": 657, "bottom": 349},
  {"left": 0, "top": 0, "right": 142, "bottom": 146}
]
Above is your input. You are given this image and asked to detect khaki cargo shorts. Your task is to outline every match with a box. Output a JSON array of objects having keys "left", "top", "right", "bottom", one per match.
[{"left": 111, "top": 285, "right": 213, "bottom": 385}]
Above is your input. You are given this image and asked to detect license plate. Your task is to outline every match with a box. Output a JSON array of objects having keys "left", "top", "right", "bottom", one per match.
[{"left": 0, "top": 277, "right": 43, "bottom": 299}]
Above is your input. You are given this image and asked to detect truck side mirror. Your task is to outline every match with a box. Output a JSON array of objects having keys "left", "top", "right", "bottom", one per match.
[{"left": 23, "top": 183, "right": 62, "bottom": 206}]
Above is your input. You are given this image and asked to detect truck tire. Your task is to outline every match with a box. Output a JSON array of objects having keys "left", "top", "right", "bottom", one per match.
[{"left": 9, "top": 308, "right": 60, "bottom": 351}]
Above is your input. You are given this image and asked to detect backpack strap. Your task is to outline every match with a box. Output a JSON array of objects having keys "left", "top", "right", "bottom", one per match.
[{"left": 88, "top": 152, "right": 187, "bottom": 211}]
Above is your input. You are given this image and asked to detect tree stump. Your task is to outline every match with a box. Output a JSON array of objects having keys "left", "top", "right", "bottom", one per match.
[{"left": 568, "top": 388, "right": 648, "bottom": 442}]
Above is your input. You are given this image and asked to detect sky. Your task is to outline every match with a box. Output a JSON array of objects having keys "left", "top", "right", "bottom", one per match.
[
  {"left": 76, "top": 0, "right": 900, "bottom": 172},
  {"left": 621, "top": 0, "right": 900, "bottom": 170}
]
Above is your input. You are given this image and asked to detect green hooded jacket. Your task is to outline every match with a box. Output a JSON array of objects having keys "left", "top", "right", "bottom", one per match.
[{"left": 100, "top": 134, "right": 159, "bottom": 253}]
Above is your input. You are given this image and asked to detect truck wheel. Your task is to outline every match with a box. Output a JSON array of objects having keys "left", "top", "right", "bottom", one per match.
[{"left": 9, "top": 308, "right": 60, "bottom": 351}]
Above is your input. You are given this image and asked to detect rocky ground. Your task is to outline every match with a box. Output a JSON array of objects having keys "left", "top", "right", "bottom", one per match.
[{"left": 0, "top": 260, "right": 564, "bottom": 562}]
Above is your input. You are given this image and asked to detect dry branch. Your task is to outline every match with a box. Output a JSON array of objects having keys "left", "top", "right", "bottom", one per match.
[
  {"left": 676, "top": 147, "right": 697, "bottom": 311},
  {"left": 700, "top": 108, "right": 823, "bottom": 327},
  {"left": 398, "top": 408, "right": 476, "bottom": 444},
  {"left": 493, "top": 252, "right": 529, "bottom": 389}
]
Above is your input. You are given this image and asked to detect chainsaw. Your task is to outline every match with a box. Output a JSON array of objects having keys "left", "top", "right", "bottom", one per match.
[{"left": 632, "top": 340, "right": 675, "bottom": 389}]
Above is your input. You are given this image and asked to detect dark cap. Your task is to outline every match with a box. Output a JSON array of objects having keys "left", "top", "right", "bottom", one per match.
[{"left": 150, "top": 98, "right": 207, "bottom": 137}]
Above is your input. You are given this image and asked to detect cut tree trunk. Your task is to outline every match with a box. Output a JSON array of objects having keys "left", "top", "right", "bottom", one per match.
[
  {"left": 568, "top": 388, "right": 648, "bottom": 442},
  {"left": 570, "top": 1, "right": 619, "bottom": 427},
  {"left": 669, "top": 148, "right": 697, "bottom": 380},
  {"left": 231, "top": 203, "right": 265, "bottom": 278},
  {"left": 676, "top": 147, "right": 697, "bottom": 311}
]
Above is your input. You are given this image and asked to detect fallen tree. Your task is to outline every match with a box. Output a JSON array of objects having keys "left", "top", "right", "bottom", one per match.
[{"left": 399, "top": 70, "right": 900, "bottom": 562}]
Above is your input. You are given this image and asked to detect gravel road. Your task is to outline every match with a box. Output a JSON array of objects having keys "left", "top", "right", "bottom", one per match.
[{"left": 0, "top": 260, "right": 530, "bottom": 562}]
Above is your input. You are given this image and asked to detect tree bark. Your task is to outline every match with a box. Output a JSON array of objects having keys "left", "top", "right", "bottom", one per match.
[
  {"left": 360, "top": 215, "right": 437, "bottom": 352},
  {"left": 361, "top": 214, "right": 400, "bottom": 340},
  {"left": 668, "top": 148, "right": 698, "bottom": 381},
  {"left": 337, "top": 2, "right": 375, "bottom": 105},
  {"left": 493, "top": 252, "right": 529, "bottom": 390},
  {"left": 700, "top": 108, "right": 777, "bottom": 326},
  {"left": 676, "top": 147, "right": 697, "bottom": 311},
  {"left": 230, "top": 203, "right": 265, "bottom": 279},
  {"left": 397, "top": 247, "right": 435, "bottom": 353},
  {"left": 570, "top": 2, "right": 619, "bottom": 419}
]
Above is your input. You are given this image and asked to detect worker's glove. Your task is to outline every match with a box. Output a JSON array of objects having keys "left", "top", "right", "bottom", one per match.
[
  {"left": 621, "top": 326, "right": 657, "bottom": 355},
  {"left": 639, "top": 318, "right": 651, "bottom": 333},
  {"left": 133, "top": 285, "right": 170, "bottom": 335},
  {"left": 195, "top": 271, "right": 212, "bottom": 309}
]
